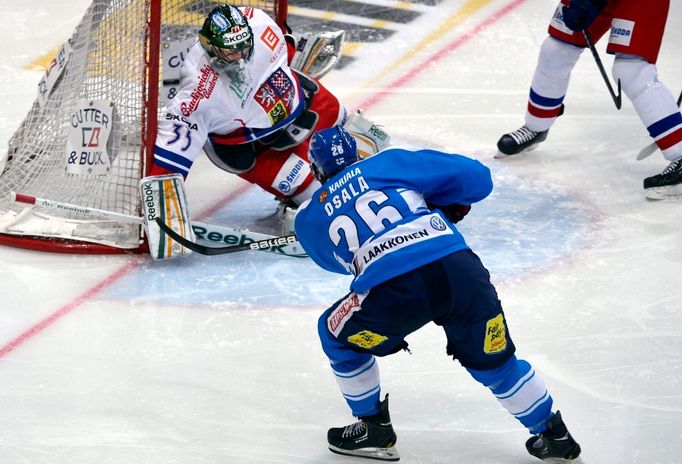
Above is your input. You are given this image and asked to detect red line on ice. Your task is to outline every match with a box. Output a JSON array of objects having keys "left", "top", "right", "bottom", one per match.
[
  {"left": 0, "top": 261, "right": 137, "bottom": 359},
  {"left": 0, "top": 184, "right": 250, "bottom": 359}
]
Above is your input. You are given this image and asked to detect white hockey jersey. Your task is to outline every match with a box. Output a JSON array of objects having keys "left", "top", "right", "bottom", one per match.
[{"left": 153, "top": 7, "right": 303, "bottom": 176}]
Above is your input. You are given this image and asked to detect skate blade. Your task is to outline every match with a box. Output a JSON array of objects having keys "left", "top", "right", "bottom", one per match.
[
  {"left": 645, "top": 185, "right": 682, "bottom": 200},
  {"left": 494, "top": 143, "right": 541, "bottom": 159},
  {"left": 329, "top": 444, "right": 400, "bottom": 461},
  {"left": 541, "top": 456, "right": 586, "bottom": 464}
]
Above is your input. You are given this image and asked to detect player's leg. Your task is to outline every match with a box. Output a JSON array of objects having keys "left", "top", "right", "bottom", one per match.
[
  {"left": 317, "top": 295, "right": 398, "bottom": 462},
  {"left": 605, "top": 0, "right": 682, "bottom": 198},
  {"left": 497, "top": 0, "right": 611, "bottom": 156},
  {"left": 317, "top": 271, "right": 434, "bottom": 461},
  {"left": 436, "top": 249, "right": 581, "bottom": 461}
]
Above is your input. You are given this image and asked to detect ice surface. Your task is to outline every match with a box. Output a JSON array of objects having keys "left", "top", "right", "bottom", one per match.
[{"left": 0, "top": 1, "right": 681, "bottom": 463}]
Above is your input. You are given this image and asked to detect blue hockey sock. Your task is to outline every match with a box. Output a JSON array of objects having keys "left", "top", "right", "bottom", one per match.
[
  {"left": 468, "top": 355, "right": 553, "bottom": 434},
  {"left": 319, "top": 312, "right": 381, "bottom": 417},
  {"left": 331, "top": 357, "right": 381, "bottom": 417}
]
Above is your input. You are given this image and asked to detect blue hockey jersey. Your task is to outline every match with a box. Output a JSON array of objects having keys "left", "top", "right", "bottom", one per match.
[{"left": 294, "top": 147, "right": 493, "bottom": 293}]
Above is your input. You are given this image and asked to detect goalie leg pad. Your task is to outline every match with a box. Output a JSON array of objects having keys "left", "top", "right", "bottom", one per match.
[
  {"left": 343, "top": 110, "right": 391, "bottom": 159},
  {"left": 140, "top": 173, "right": 194, "bottom": 260}
]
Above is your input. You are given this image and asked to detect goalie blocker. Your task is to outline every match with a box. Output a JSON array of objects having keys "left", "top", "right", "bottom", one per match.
[
  {"left": 139, "top": 174, "right": 194, "bottom": 260},
  {"left": 343, "top": 109, "right": 391, "bottom": 159}
]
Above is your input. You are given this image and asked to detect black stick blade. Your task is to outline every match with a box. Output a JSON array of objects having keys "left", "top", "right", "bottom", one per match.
[{"left": 155, "top": 218, "right": 298, "bottom": 256}]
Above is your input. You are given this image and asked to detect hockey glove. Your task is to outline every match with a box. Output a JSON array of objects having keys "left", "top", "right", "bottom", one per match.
[
  {"left": 290, "top": 30, "right": 345, "bottom": 79},
  {"left": 562, "top": 0, "right": 607, "bottom": 32},
  {"left": 343, "top": 109, "right": 391, "bottom": 159},
  {"left": 428, "top": 202, "right": 471, "bottom": 224}
]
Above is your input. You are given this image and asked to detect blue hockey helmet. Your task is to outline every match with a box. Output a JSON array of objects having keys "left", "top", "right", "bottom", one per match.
[{"left": 309, "top": 126, "right": 358, "bottom": 183}]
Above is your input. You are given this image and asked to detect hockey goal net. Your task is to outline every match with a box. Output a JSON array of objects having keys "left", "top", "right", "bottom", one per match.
[{"left": 0, "top": 0, "right": 287, "bottom": 254}]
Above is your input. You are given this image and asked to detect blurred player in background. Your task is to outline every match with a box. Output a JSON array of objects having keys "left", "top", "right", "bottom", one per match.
[{"left": 497, "top": 0, "right": 682, "bottom": 200}]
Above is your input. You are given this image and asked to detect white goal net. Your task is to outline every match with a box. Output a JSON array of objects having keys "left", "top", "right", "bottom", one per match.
[{"left": 0, "top": 0, "right": 284, "bottom": 253}]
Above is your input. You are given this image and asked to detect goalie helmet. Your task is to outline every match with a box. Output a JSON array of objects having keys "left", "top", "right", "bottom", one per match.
[
  {"left": 309, "top": 126, "right": 358, "bottom": 183},
  {"left": 199, "top": 5, "right": 254, "bottom": 65}
]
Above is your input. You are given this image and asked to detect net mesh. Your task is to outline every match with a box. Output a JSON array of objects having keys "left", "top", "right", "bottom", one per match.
[{"left": 0, "top": 0, "right": 281, "bottom": 251}]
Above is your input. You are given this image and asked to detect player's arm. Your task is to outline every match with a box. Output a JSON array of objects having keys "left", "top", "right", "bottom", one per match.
[
  {"left": 561, "top": 0, "right": 607, "bottom": 32},
  {"left": 152, "top": 98, "right": 210, "bottom": 178},
  {"left": 391, "top": 148, "right": 493, "bottom": 213},
  {"left": 143, "top": 84, "right": 210, "bottom": 258},
  {"left": 294, "top": 201, "right": 352, "bottom": 275}
]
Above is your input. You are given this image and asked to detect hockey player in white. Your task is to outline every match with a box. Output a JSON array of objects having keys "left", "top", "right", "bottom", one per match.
[
  {"left": 497, "top": 0, "right": 682, "bottom": 200},
  {"left": 149, "top": 5, "right": 388, "bottom": 234},
  {"left": 294, "top": 126, "right": 582, "bottom": 462}
]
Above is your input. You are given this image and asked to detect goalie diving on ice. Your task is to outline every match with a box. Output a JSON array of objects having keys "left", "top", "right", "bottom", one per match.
[{"left": 150, "top": 4, "right": 391, "bottom": 236}]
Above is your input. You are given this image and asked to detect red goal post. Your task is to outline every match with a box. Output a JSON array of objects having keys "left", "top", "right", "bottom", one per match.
[{"left": 0, "top": 0, "right": 288, "bottom": 254}]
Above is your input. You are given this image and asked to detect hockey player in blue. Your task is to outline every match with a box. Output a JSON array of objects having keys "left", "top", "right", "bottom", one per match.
[{"left": 295, "top": 126, "right": 582, "bottom": 462}]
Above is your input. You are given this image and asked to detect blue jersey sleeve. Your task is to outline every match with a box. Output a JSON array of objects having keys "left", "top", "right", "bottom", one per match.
[
  {"left": 384, "top": 148, "right": 493, "bottom": 206},
  {"left": 295, "top": 200, "right": 351, "bottom": 275}
]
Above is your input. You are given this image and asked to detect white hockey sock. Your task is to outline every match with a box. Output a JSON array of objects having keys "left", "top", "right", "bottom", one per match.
[
  {"left": 525, "top": 37, "right": 583, "bottom": 132},
  {"left": 614, "top": 56, "right": 682, "bottom": 161}
]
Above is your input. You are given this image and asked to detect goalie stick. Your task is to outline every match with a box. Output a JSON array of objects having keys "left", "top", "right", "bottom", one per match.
[
  {"left": 636, "top": 90, "right": 682, "bottom": 161},
  {"left": 9, "top": 192, "right": 307, "bottom": 258},
  {"left": 155, "top": 218, "right": 298, "bottom": 256},
  {"left": 10, "top": 192, "right": 145, "bottom": 224}
]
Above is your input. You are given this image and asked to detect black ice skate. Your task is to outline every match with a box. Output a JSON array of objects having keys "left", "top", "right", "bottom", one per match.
[
  {"left": 327, "top": 394, "right": 400, "bottom": 461},
  {"left": 643, "top": 159, "right": 682, "bottom": 200},
  {"left": 496, "top": 125, "right": 548, "bottom": 156},
  {"left": 526, "top": 411, "right": 581, "bottom": 461}
]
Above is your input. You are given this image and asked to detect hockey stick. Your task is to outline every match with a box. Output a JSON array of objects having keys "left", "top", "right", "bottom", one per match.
[
  {"left": 10, "top": 192, "right": 307, "bottom": 258},
  {"left": 155, "top": 217, "right": 298, "bottom": 256},
  {"left": 583, "top": 30, "right": 622, "bottom": 110},
  {"left": 10, "top": 192, "right": 145, "bottom": 224},
  {"left": 636, "top": 90, "right": 682, "bottom": 161}
]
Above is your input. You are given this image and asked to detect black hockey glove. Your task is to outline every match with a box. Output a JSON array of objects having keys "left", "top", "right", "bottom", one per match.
[
  {"left": 427, "top": 202, "right": 471, "bottom": 224},
  {"left": 562, "top": 0, "right": 607, "bottom": 32}
]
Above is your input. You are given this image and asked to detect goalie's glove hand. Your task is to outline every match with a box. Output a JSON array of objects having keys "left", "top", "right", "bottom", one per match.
[
  {"left": 562, "top": 0, "right": 606, "bottom": 32},
  {"left": 427, "top": 202, "right": 471, "bottom": 224},
  {"left": 290, "top": 30, "right": 345, "bottom": 79}
]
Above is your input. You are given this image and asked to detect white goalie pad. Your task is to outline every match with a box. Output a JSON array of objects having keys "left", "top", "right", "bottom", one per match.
[
  {"left": 290, "top": 30, "right": 345, "bottom": 79},
  {"left": 139, "top": 173, "right": 194, "bottom": 260},
  {"left": 343, "top": 109, "right": 392, "bottom": 159}
]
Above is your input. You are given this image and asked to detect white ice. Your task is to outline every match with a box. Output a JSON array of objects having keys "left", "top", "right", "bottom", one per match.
[{"left": 0, "top": 0, "right": 681, "bottom": 463}]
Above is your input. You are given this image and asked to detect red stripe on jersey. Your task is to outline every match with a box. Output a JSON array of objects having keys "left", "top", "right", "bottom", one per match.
[
  {"left": 527, "top": 102, "right": 563, "bottom": 119},
  {"left": 656, "top": 128, "right": 682, "bottom": 151}
]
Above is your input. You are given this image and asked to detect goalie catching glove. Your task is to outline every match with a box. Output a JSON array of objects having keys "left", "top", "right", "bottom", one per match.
[
  {"left": 139, "top": 173, "right": 194, "bottom": 260},
  {"left": 290, "top": 30, "right": 345, "bottom": 79}
]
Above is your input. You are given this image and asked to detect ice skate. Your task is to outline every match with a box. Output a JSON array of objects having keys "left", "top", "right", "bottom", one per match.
[
  {"left": 327, "top": 394, "right": 400, "bottom": 461},
  {"left": 643, "top": 159, "right": 682, "bottom": 200},
  {"left": 526, "top": 411, "right": 581, "bottom": 461},
  {"left": 496, "top": 125, "right": 548, "bottom": 157}
]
